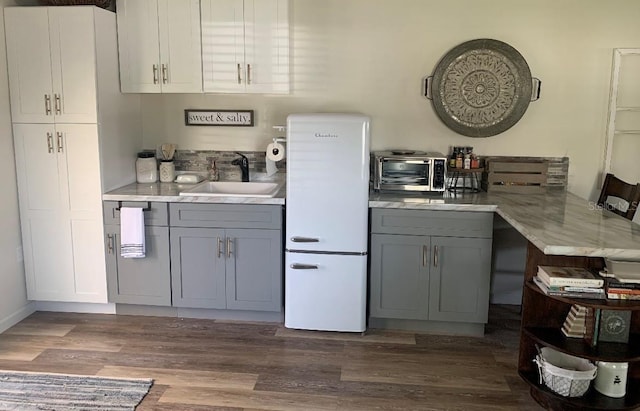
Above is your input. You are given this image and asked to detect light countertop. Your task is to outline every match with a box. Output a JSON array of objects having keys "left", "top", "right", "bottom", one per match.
[{"left": 104, "top": 183, "right": 640, "bottom": 259}]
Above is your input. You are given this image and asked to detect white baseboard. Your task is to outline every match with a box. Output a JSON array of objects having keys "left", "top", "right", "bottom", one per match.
[
  {"left": 0, "top": 302, "right": 36, "bottom": 333},
  {"left": 35, "top": 301, "right": 116, "bottom": 314}
]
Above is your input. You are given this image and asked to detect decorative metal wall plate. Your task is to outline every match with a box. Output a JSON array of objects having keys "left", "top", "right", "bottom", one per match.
[{"left": 426, "top": 39, "right": 539, "bottom": 137}]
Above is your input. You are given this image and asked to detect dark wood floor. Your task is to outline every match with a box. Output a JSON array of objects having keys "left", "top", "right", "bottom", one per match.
[{"left": 0, "top": 305, "right": 542, "bottom": 410}]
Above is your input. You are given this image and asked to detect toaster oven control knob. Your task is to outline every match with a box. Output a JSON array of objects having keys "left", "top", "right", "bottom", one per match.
[{"left": 433, "top": 159, "right": 446, "bottom": 190}]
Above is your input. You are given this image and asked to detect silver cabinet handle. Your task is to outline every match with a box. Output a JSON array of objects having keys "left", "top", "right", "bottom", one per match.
[
  {"left": 291, "top": 237, "right": 319, "bottom": 243},
  {"left": 46, "top": 132, "right": 54, "bottom": 153},
  {"left": 44, "top": 94, "right": 51, "bottom": 115},
  {"left": 54, "top": 93, "right": 61, "bottom": 115},
  {"left": 227, "top": 237, "right": 233, "bottom": 258},
  {"left": 153, "top": 64, "right": 159, "bottom": 84},
  {"left": 107, "top": 234, "right": 115, "bottom": 254},
  {"left": 290, "top": 263, "right": 319, "bottom": 270},
  {"left": 422, "top": 245, "right": 427, "bottom": 267},
  {"left": 56, "top": 132, "right": 63, "bottom": 153},
  {"left": 247, "top": 63, "right": 251, "bottom": 85},
  {"left": 237, "top": 63, "right": 242, "bottom": 84},
  {"left": 433, "top": 245, "right": 439, "bottom": 268},
  {"left": 162, "top": 64, "right": 168, "bottom": 84},
  {"left": 217, "top": 237, "right": 222, "bottom": 258}
]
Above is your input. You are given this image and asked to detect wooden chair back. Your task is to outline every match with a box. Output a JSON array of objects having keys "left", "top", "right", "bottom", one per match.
[{"left": 597, "top": 173, "right": 640, "bottom": 220}]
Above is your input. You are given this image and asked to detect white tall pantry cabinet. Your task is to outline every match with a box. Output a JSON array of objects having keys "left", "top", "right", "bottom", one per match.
[{"left": 5, "top": 6, "right": 141, "bottom": 304}]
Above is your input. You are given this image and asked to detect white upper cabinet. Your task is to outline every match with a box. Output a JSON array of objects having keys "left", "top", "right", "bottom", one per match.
[
  {"left": 5, "top": 7, "right": 98, "bottom": 124},
  {"left": 117, "top": 0, "right": 203, "bottom": 93},
  {"left": 201, "top": 0, "right": 290, "bottom": 94}
]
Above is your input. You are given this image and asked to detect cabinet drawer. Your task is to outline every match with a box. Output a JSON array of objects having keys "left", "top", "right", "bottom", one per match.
[
  {"left": 170, "top": 203, "right": 282, "bottom": 229},
  {"left": 103, "top": 201, "right": 169, "bottom": 226},
  {"left": 371, "top": 209, "right": 492, "bottom": 238}
]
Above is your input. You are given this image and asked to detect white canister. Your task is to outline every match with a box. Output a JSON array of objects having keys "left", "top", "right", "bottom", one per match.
[
  {"left": 159, "top": 160, "right": 175, "bottom": 183},
  {"left": 136, "top": 152, "right": 158, "bottom": 183},
  {"left": 594, "top": 361, "right": 628, "bottom": 398}
]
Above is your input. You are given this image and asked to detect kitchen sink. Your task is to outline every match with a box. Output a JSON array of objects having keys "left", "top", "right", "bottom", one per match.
[{"left": 179, "top": 181, "right": 282, "bottom": 197}]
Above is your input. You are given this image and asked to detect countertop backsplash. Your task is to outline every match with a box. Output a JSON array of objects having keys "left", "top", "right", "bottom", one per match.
[{"left": 170, "top": 149, "right": 287, "bottom": 182}]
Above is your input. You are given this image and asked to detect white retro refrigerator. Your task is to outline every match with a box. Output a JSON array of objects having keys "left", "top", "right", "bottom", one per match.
[{"left": 285, "top": 113, "right": 370, "bottom": 332}]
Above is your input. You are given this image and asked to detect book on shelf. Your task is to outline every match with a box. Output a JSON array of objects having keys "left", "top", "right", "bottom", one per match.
[
  {"left": 606, "top": 288, "right": 640, "bottom": 295},
  {"left": 537, "top": 266, "right": 604, "bottom": 288},
  {"left": 533, "top": 276, "right": 605, "bottom": 299},
  {"left": 606, "top": 278, "right": 640, "bottom": 290},
  {"left": 583, "top": 307, "right": 601, "bottom": 347},
  {"left": 607, "top": 292, "right": 640, "bottom": 300}
]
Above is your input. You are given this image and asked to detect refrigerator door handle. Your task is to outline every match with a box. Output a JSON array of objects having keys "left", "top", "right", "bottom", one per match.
[
  {"left": 290, "top": 263, "right": 319, "bottom": 270},
  {"left": 291, "top": 237, "right": 320, "bottom": 243}
]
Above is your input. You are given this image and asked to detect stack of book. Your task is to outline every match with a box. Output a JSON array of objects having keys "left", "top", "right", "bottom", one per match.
[
  {"left": 606, "top": 278, "right": 640, "bottom": 300},
  {"left": 533, "top": 265, "right": 605, "bottom": 299},
  {"left": 561, "top": 304, "right": 588, "bottom": 338}
]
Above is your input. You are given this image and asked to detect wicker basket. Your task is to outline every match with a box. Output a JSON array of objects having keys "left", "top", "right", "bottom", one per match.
[
  {"left": 534, "top": 347, "right": 597, "bottom": 397},
  {"left": 39, "top": 0, "right": 111, "bottom": 9}
]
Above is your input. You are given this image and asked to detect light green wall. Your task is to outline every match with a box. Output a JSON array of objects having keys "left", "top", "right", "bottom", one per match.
[{"left": 142, "top": 0, "right": 640, "bottom": 199}]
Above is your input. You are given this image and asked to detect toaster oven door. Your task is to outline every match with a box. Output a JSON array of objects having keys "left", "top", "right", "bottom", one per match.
[{"left": 378, "top": 158, "right": 432, "bottom": 191}]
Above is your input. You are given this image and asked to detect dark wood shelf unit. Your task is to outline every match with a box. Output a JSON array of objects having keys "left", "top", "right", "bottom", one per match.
[
  {"left": 519, "top": 241, "right": 640, "bottom": 410},
  {"left": 520, "top": 370, "right": 640, "bottom": 411},
  {"left": 523, "top": 327, "right": 640, "bottom": 363}
]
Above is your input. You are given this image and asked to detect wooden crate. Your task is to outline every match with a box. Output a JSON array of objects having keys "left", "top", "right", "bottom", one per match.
[{"left": 482, "top": 159, "right": 549, "bottom": 193}]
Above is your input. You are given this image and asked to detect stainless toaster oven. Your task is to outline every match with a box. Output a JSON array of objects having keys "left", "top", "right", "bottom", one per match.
[{"left": 371, "top": 151, "right": 447, "bottom": 192}]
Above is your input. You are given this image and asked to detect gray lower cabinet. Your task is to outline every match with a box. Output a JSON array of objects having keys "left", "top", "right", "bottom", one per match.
[
  {"left": 103, "top": 201, "right": 171, "bottom": 306},
  {"left": 169, "top": 204, "right": 283, "bottom": 312},
  {"left": 369, "top": 208, "right": 493, "bottom": 325}
]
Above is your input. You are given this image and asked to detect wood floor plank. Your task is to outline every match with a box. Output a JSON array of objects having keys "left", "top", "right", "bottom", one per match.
[
  {"left": 275, "top": 328, "right": 416, "bottom": 345},
  {"left": 3, "top": 322, "right": 75, "bottom": 337},
  {"left": 97, "top": 365, "right": 259, "bottom": 390},
  {"left": 158, "top": 386, "right": 339, "bottom": 411},
  {"left": 0, "top": 334, "right": 124, "bottom": 353}
]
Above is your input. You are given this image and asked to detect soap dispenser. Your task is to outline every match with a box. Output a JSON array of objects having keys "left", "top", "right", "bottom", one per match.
[{"left": 208, "top": 158, "right": 219, "bottom": 181}]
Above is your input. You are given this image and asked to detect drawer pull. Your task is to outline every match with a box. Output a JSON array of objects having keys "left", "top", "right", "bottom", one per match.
[
  {"left": 433, "top": 245, "right": 439, "bottom": 268},
  {"left": 107, "top": 234, "right": 115, "bottom": 254},
  {"left": 291, "top": 237, "right": 319, "bottom": 243},
  {"left": 290, "top": 263, "right": 318, "bottom": 270},
  {"left": 422, "top": 245, "right": 427, "bottom": 267}
]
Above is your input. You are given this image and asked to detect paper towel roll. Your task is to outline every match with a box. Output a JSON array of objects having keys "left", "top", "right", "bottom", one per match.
[{"left": 266, "top": 142, "right": 285, "bottom": 162}]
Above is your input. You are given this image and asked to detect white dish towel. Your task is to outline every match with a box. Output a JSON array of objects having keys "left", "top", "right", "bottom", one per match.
[{"left": 120, "top": 207, "right": 145, "bottom": 258}]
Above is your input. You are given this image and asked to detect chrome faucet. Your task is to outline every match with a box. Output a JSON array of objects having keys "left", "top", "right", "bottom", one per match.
[{"left": 231, "top": 152, "right": 250, "bottom": 182}]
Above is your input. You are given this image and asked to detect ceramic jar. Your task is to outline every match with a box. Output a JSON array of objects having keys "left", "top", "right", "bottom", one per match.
[{"left": 159, "top": 160, "right": 175, "bottom": 183}]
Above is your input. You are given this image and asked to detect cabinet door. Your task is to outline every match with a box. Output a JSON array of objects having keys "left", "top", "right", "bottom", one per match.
[
  {"left": 48, "top": 7, "right": 98, "bottom": 123},
  {"left": 201, "top": 0, "right": 246, "bottom": 93},
  {"left": 170, "top": 227, "right": 227, "bottom": 309},
  {"left": 12, "top": 124, "right": 61, "bottom": 211},
  {"left": 370, "top": 234, "right": 430, "bottom": 320},
  {"left": 105, "top": 225, "right": 171, "bottom": 306},
  {"left": 429, "top": 237, "right": 492, "bottom": 323},
  {"left": 59, "top": 124, "right": 107, "bottom": 303},
  {"left": 116, "top": 0, "right": 161, "bottom": 93},
  {"left": 157, "top": 0, "right": 202, "bottom": 93},
  {"left": 4, "top": 7, "right": 54, "bottom": 123},
  {"left": 225, "top": 228, "right": 282, "bottom": 312},
  {"left": 243, "top": 0, "right": 289, "bottom": 94},
  {"left": 21, "top": 213, "right": 75, "bottom": 301}
]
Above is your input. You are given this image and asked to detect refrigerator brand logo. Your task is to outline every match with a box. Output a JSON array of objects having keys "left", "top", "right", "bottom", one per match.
[{"left": 314, "top": 132, "right": 339, "bottom": 138}]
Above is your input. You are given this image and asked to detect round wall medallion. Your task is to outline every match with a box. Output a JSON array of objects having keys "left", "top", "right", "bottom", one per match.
[{"left": 430, "top": 39, "right": 534, "bottom": 137}]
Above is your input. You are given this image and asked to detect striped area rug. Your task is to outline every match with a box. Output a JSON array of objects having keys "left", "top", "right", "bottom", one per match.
[{"left": 0, "top": 370, "right": 153, "bottom": 410}]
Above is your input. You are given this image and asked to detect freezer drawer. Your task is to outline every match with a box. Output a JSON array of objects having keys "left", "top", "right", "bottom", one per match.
[{"left": 285, "top": 252, "right": 366, "bottom": 332}]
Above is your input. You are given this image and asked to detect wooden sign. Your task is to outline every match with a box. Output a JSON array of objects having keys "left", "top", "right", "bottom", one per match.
[{"left": 184, "top": 109, "right": 254, "bottom": 127}]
